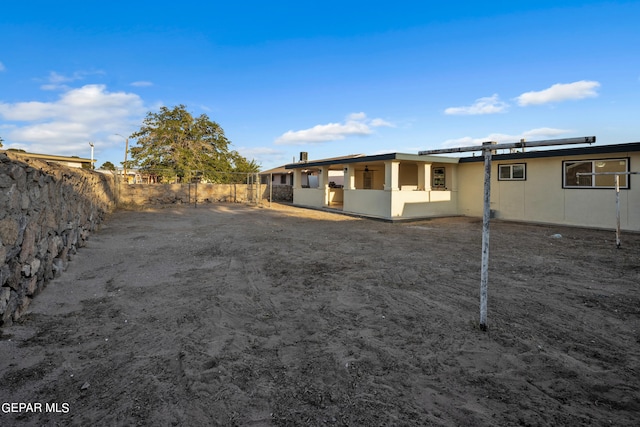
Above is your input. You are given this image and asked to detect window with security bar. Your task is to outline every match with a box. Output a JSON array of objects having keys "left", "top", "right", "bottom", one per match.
[
  {"left": 563, "top": 158, "right": 629, "bottom": 188},
  {"left": 432, "top": 167, "right": 446, "bottom": 188}
]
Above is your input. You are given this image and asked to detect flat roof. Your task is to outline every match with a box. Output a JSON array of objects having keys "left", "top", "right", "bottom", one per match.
[
  {"left": 458, "top": 142, "right": 640, "bottom": 163},
  {"left": 285, "top": 152, "right": 459, "bottom": 169},
  {"left": 283, "top": 142, "right": 640, "bottom": 170}
]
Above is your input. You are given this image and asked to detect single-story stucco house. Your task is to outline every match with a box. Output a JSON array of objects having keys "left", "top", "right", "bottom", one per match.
[
  {"left": 284, "top": 141, "right": 640, "bottom": 231},
  {"left": 259, "top": 165, "right": 294, "bottom": 186}
]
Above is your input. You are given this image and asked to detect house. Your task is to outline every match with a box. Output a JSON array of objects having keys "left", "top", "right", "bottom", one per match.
[
  {"left": 260, "top": 154, "right": 366, "bottom": 187},
  {"left": 2, "top": 150, "right": 95, "bottom": 169},
  {"left": 284, "top": 142, "right": 640, "bottom": 231},
  {"left": 260, "top": 165, "right": 294, "bottom": 186},
  {"left": 260, "top": 154, "right": 367, "bottom": 202}
]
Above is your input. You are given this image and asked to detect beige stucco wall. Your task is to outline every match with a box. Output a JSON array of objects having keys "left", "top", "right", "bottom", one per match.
[
  {"left": 391, "top": 162, "right": 459, "bottom": 219},
  {"left": 458, "top": 151, "right": 640, "bottom": 231},
  {"left": 343, "top": 190, "right": 391, "bottom": 219},
  {"left": 391, "top": 190, "right": 458, "bottom": 218},
  {"left": 328, "top": 188, "right": 343, "bottom": 204},
  {"left": 398, "top": 163, "right": 418, "bottom": 187},
  {"left": 292, "top": 187, "right": 326, "bottom": 208},
  {"left": 354, "top": 167, "right": 385, "bottom": 189}
]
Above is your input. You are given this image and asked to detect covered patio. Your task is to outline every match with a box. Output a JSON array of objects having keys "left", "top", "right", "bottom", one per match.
[{"left": 285, "top": 153, "right": 460, "bottom": 221}]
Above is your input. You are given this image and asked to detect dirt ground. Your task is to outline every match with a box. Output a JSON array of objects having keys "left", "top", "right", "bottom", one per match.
[{"left": 1, "top": 203, "right": 639, "bottom": 426}]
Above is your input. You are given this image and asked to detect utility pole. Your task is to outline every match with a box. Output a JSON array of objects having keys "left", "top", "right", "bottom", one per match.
[
  {"left": 89, "top": 142, "right": 94, "bottom": 169},
  {"left": 116, "top": 134, "right": 129, "bottom": 183}
]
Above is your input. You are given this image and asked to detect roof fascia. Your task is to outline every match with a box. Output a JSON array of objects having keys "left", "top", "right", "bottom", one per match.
[
  {"left": 458, "top": 142, "right": 640, "bottom": 163},
  {"left": 285, "top": 153, "right": 459, "bottom": 169}
]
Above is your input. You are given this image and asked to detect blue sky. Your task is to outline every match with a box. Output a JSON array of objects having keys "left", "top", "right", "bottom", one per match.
[{"left": 1, "top": 1, "right": 639, "bottom": 170}]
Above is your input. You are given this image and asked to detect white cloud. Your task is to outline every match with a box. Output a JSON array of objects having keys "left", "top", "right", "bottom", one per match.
[
  {"left": 49, "top": 71, "right": 75, "bottom": 84},
  {"left": 347, "top": 112, "right": 366, "bottom": 121},
  {"left": 240, "top": 146, "right": 281, "bottom": 157},
  {"left": 442, "top": 127, "right": 571, "bottom": 148},
  {"left": 370, "top": 118, "right": 394, "bottom": 127},
  {"left": 39, "top": 70, "right": 105, "bottom": 91},
  {"left": 0, "top": 84, "right": 145, "bottom": 156},
  {"left": 236, "top": 146, "right": 286, "bottom": 169},
  {"left": 0, "top": 61, "right": 5, "bottom": 72},
  {"left": 131, "top": 81, "right": 153, "bottom": 87},
  {"left": 275, "top": 112, "right": 394, "bottom": 145},
  {"left": 444, "top": 94, "right": 509, "bottom": 115},
  {"left": 516, "top": 80, "right": 600, "bottom": 106}
]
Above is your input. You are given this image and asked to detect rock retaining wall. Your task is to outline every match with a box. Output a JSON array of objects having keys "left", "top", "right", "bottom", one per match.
[
  {"left": 0, "top": 152, "right": 294, "bottom": 325},
  {"left": 269, "top": 184, "right": 293, "bottom": 202},
  {"left": 0, "top": 152, "right": 116, "bottom": 325}
]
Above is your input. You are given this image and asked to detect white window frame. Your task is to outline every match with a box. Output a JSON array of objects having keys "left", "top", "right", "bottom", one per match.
[
  {"left": 363, "top": 170, "right": 373, "bottom": 189},
  {"left": 563, "top": 158, "right": 630, "bottom": 189},
  {"left": 498, "top": 163, "right": 526, "bottom": 181}
]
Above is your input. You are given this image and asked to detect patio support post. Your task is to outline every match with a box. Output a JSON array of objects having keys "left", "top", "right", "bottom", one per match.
[
  {"left": 292, "top": 169, "right": 302, "bottom": 189},
  {"left": 318, "top": 167, "right": 329, "bottom": 205},
  {"left": 318, "top": 166, "right": 327, "bottom": 189},
  {"left": 384, "top": 161, "right": 400, "bottom": 191},
  {"left": 343, "top": 165, "right": 355, "bottom": 190},
  {"left": 419, "top": 163, "right": 432, "bottom": 191}
]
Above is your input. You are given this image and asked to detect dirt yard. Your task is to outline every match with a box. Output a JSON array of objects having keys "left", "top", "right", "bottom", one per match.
[{"left": 1, "top": 203, "right": 639, "bottom": 426}]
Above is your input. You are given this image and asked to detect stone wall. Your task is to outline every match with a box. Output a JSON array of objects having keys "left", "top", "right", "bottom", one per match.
[
  {"left": 0, "top": 152, "right": 116, "bottom": 325},
  {"left": 268, "top": 184, "right": 293, "bottom": 202},
  {"left": 0, "top": 153, "right": 292, "bottom": 325}
]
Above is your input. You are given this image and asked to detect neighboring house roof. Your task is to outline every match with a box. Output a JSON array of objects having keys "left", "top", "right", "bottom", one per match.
[
  {"left": 285, "top": 153, "right": 458, "bottom": 169},
  {"left": 1, "top": 150, "right": 95, "bottom": 168},
  {"left": 458, "top": 142, "right": 640, "bottom": 163},
  {"left": 283, "top": 153, "right": 366, "bottom": 170},
  {"left": 259, "top": 165, "right": 292, "bottom": 175}
]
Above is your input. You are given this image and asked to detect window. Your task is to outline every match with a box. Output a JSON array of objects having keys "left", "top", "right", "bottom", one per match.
[
  {"left": 498, "top": 163, "right": 526, "bottom": 181},
  {"left": 432, "top": 167, "right": 446, "bottom": 188},
  {"left": 280, "top": 174, "right": 287, "bottom": 184},
  {"left": 563, "top": 158, "right": 629, "bottom": 189},
  {"left": 363, "top": 170, "right": 373, "bottom": 189}
]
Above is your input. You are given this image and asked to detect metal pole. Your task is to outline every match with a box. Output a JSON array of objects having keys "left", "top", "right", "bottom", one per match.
[
  {"left": 270, "top": 173, "right": 273, "bottom": 208},
  {"left": 479, "top": 143, "right": 492, "bottom": 331},
  {"left": 615, "top": 175, "right": 620, "bottom": 248},
  {"left": 124, "top": 138, "right": 129, "bottom": 182},
  {"left": 576, "top": 171, "right": 638, "bottom": 248},
  {"left": 257, "top": 173, "right": 261, "bottom": 206}
]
